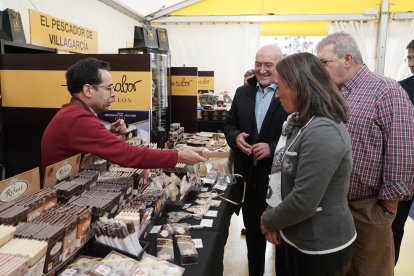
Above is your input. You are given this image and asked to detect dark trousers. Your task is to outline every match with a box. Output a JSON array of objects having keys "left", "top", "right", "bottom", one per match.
[
  {"left": 392, "top": 197, "right": 414, "bottom": 265},
  {"left": 285, "top": 241, "right": 354, "bottom": 276},
  {"left": 276, "top": 240, "right": 288, "bottom": 276},
  {"left": 241, "top": 170, "right": 268, "bottom": 276}
]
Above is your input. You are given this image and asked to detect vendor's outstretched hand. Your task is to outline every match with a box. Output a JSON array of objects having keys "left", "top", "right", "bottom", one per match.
[
  {"left": 177, "top": 147, "right": 208, "bottom": 165},
  {"left": 111, "top": 119, "right": 127, "bottom": 135}
]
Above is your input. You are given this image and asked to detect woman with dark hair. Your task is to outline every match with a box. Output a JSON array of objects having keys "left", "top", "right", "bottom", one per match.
[{"left": 260, "top": 52, "right": 356, "bottom": 276}]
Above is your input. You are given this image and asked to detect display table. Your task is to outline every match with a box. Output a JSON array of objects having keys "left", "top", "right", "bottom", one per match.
[{"left": 144, "top": 182, "right": 238, "bottom": 275}]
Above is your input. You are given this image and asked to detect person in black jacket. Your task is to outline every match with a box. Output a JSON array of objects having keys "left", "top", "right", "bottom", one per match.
[
  {"left": 392, "top": 39, "right": 414, "bottom": 265},
  {"left": 224, "top": 44, "right": 288, "bottom": 276}
]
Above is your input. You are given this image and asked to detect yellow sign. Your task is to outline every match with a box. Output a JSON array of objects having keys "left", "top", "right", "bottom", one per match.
[
  {"left": 198, "top": 76, "right": 214, "bottom": 91},
  {"left": 29, "top": 9, "right": 98, "bottom": 53},
  {"left": 1, "top": 70, "right": 70, "bottom": 108},
  {"left": 111, "top": 71, "right": 152, "bottom": 110},
  {"left": 171, "top": 76, "right": 198, "bottom": 96},
  {"left": 1, "top": 70, "right": 151, "bottom": 110}
]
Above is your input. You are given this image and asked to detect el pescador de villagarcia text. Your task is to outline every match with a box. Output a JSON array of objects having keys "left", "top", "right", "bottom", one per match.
[{"left": 40, "top": 15, "right": 93, "bottom": 51}]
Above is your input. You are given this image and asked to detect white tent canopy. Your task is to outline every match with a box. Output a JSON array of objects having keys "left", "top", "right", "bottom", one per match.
[{"left": 1, "top": 0, "right": 413, "bottom": 94}]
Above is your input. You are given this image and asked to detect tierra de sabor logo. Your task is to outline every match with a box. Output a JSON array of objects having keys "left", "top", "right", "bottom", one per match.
[
  {"left": 114, "top": 75, "right": 142, "bottom": 104},
  {"left": 114, "top": 75, "right": 142, "bottom": 93},
  {"left": 198, "top": 78, "right": 211, "bottom": 85},
  {"left": 172, "top": 78, "right": 193, "bottom": 87}
]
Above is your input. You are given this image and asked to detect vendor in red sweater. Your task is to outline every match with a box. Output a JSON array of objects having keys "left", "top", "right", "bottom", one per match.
[{"left": 41, "top": 57, "right": 206, "bottom": 172}]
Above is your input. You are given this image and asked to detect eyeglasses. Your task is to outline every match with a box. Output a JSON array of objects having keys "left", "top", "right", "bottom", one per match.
[
  {"left": 255, "top": 62, "right": 275, "bottom": 70},
  {"left": 92, "top": 85, "right": 115, "bottom": 93}
]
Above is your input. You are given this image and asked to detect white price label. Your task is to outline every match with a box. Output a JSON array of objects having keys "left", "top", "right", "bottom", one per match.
[
  {"left": 210, "top": 200, "right": 222, "bottom": 207},
  {"left": 192, "top": 238, "right": 203, "bottom": 248},
  {"left": 201, "top": 187, "right": 209, "bottom": 192},
  {"left": 205, "top": 210, "right": 218, "bottom": 217},
  {"left": 200, "top": 219, "right": 214, "bottom": 227},
  {"left": 183, "top": 203, "right": 192, "bottom": 209},
  {"left": 150, "top": 225, "right": 162, "bottom": 233}
]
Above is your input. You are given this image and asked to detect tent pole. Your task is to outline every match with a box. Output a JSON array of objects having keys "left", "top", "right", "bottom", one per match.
[{"left": 376, "top": 0, "right": 389, "bottom": 75}]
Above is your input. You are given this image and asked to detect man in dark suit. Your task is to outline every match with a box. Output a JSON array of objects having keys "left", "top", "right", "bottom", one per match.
[
  {"left": 224, "top": 44, "right": 288, "bottom": 276},
  {"left": 392, "top": 38, "right": 414, "bottom": 265}
]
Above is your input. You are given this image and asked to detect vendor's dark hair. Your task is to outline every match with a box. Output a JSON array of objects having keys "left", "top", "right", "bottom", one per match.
[
  {"left": 407, "top": 39, "right": 414, "bottom": 50},
  {"left": 276, "top": 52, "right": 348, "bottom": 126},
  {"left": 66, "top": 57, "right": 111, "bottom": 95}
]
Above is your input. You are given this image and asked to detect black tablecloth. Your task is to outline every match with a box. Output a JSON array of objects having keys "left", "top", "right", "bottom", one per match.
[
  {"left": 145, "top": 230, "right": 220, "bottom": 276},
  {"left": 144, "top": 183, "right": 238, "bottom": 275}
]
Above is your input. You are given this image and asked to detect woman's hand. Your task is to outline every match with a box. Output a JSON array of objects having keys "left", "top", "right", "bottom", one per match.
[{"left": 265, "top": 231, "right": 281, "bottom": 245}]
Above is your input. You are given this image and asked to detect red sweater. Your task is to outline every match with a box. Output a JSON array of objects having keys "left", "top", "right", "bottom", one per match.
[{"left": 41, "top": 102, "right": 177, "bottom": 172}]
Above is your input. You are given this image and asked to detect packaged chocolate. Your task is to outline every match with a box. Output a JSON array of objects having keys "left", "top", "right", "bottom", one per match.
[
  {"left": 0, "top": 253, "right": 29, "bottom": 276},
  {"left": 0, "top": 205, "right": 29, "bottom": 225},
  {"left": 0, "top": 224, "right": 16, "bottom": 246},
  {"left": 37, "top": 225, "right": 65, "bottom": 273},
  {"left": 61, "top": 218, "right": 77, "bottom": 261},
  {"left": 82, "top": 158, "right": 108, "bottom": 173},
  {"left": 15, "top": 188, "right": 57, "bottom": 222},
  {"left": 156, "top": 226, "right": 174, "bottom": 263},
  {"left": 14, "top": 222, "right": 65, "bottom": 273},
  {"left": 0, "top": 238, "right": 48, "bottom": 267},
  {"left": 172, "top": 224, "right": 198, "bottom": 265},
  {"left": 32, "top": 209, "right": 78, "bottom": 262},
  {"left": 91, "top": 250, "right": 139, "bottom": 275},
  {"left": 167, "top": 211, "right": 193, "bottom": 223},
  {"left": 59, "top": 255, "right": 98, "bottom": 276},
  {"left": 76, "top": 170, "right": 100, "bottom": 182},
  {"left": 68, "top": 190, "right": 121, "bottom": 218},
  {"left": 131, "top": 253, "right": 185, "bottom": 276}
]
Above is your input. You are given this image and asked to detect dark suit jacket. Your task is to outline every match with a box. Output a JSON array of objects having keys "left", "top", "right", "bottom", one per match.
[
  {"left": 224, "top": 77, "right": 288, "bottom": 205},
  {"left": 399, "top": 76, "right": 414, "bottom": 105}
]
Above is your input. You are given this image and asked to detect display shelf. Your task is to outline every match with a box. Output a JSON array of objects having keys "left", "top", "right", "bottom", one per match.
[{"left": 0, "top": 39, "right": 57, "bottom": 54}]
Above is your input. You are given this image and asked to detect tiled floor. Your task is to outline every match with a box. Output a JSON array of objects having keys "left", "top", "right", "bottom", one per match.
[{"left": 223, "top": 212, "right": 414, "bottom": 276}]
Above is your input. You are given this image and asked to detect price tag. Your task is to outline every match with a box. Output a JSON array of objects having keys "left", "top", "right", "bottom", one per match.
[
  {"left": 201, "top": 187, "right": 209, "bottom": 192},
  {"left": 205, "top": 210, "right": 218, "bottom": 217},
  {"left": 192, "top": 238, "right": 203, "bottom": 248},
  {"left": 183, "top": 203, "right": 192, "bottom": 209},
  {"left": 200, "top": 219, "right": 214, "bottom": 227},
  {"left": 210, "top": 200, "right": 222, "bottom": 207},
  {"left": 150, "top": 225, "right": 162, "bottom": 233}
]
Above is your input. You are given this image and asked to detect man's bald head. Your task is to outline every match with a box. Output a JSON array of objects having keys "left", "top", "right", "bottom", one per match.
[
  {"left": 256, "top": 44, "right": 283, "bottom": 63},
  {"left": 255, "top": 44, "right": 283, "bottom": 88}
]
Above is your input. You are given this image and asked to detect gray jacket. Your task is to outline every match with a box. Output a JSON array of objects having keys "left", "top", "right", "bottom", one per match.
[{"left": 262, "top": 117, "right": 356, "bottom": 253}]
